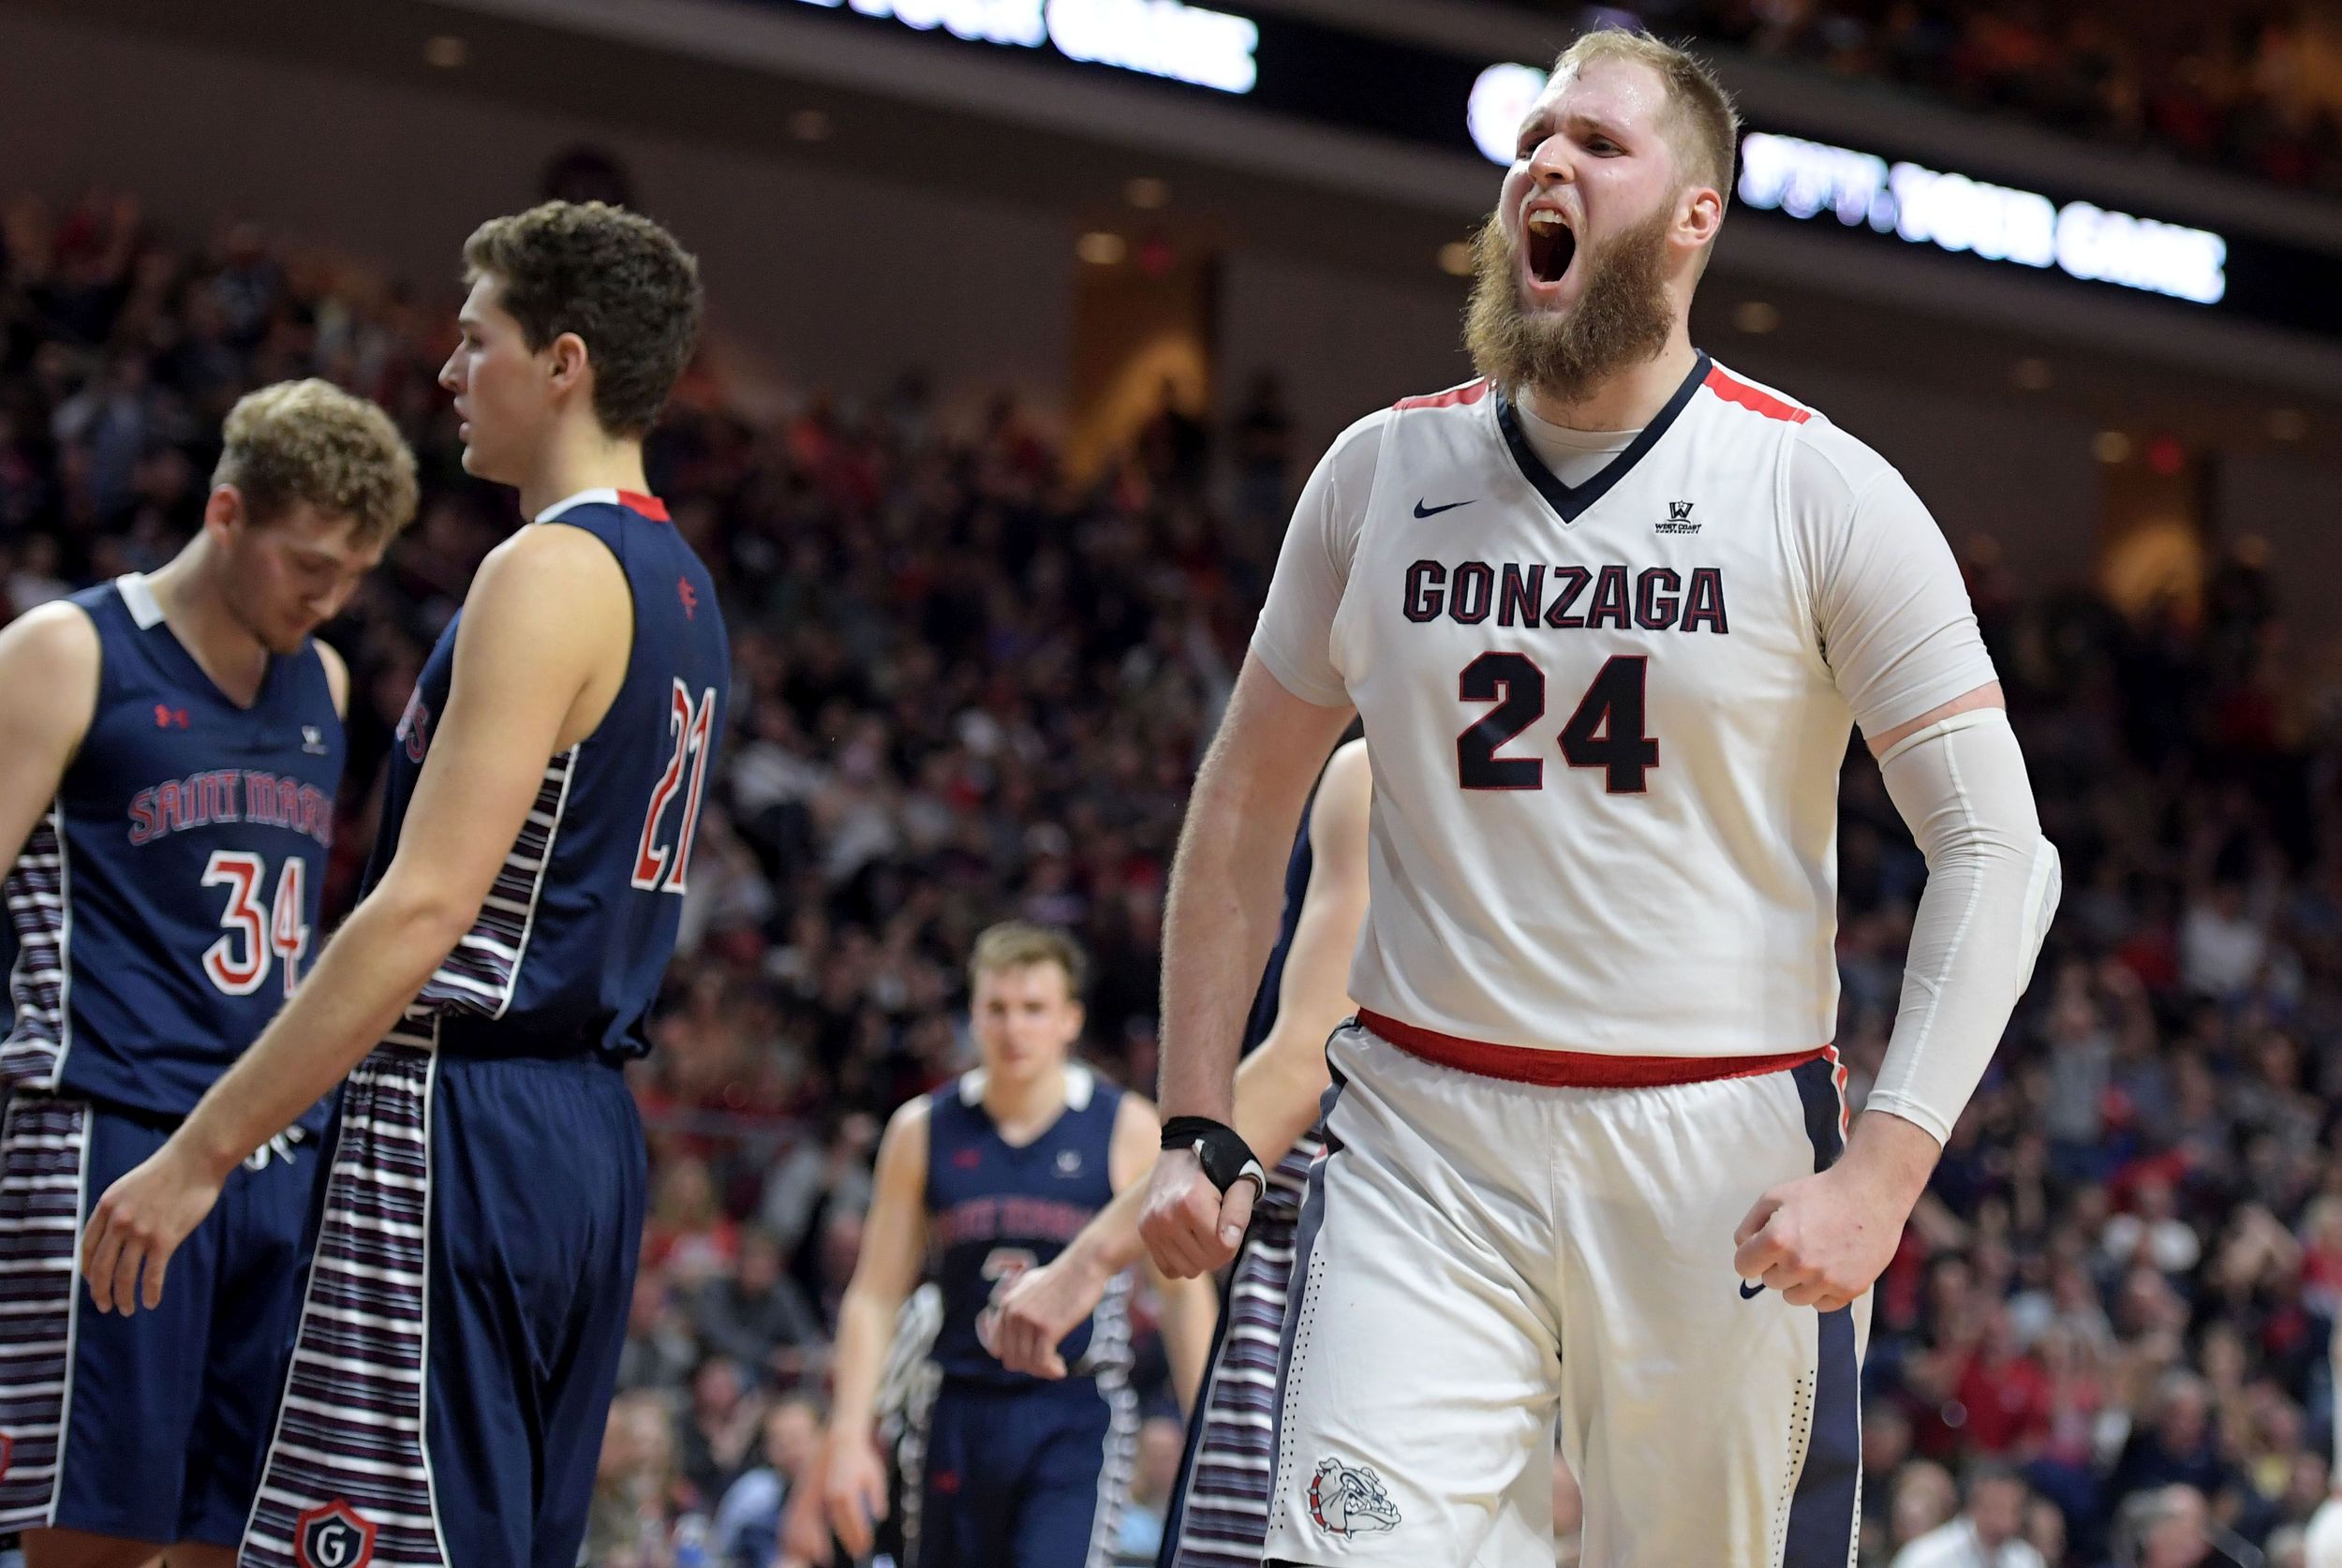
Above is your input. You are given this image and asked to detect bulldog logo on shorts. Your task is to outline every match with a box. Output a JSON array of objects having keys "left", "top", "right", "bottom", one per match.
[
  {"left": 295, "top": 1500, "right": 378, "bottom": 1568},
  {"left": 1308, "top": 1457, "right": 1401, "bottom": 1537}
]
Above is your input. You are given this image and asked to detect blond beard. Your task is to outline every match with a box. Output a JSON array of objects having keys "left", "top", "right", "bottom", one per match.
[{"left": 1464, "top": 204, "right": 1676, "bottom": 406}]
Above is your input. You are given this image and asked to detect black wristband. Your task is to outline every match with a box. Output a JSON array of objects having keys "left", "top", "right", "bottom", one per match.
[{"left": 1161, "top": 1116, "right": 1267, "bottom": 1200}]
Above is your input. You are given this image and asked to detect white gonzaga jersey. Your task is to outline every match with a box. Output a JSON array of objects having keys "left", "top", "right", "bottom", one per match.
[{"left": 1253, "top": 353, "right": 1998, "bottom": 1058}]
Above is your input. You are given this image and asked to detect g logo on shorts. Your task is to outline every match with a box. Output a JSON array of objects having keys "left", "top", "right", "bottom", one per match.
[{"left": 295, "top": 1500, "right": 378, "bottom": 1568}]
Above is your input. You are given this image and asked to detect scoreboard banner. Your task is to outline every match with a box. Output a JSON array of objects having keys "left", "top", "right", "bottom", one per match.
[{"left": 770, "top": 0, "right": 2342, "bottom": 341}]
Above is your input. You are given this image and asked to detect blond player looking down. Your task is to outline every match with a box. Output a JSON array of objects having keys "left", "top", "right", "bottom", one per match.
[{"left": 1144, "top": 29, "right": 2060, "bottom": 1568}]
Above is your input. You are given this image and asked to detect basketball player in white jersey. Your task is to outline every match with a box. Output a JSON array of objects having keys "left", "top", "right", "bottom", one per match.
[{"left": 1142, "top": 28, "right": 2061, "bottom": 1568}]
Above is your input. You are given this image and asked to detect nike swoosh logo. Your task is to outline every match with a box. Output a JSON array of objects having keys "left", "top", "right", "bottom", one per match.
[
  {"left": 1414, "top": 498, "right": 1472, "bottom": 518},
  {"left": 1739, "top": 1281, "right": 1767, "bottom": 1299}
]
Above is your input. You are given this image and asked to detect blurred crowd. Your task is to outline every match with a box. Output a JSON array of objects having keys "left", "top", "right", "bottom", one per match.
[
  {"left": 1553, "top": 0, "right": 2342, "bottom": 192},
  {"left": 7, "top": 187, "right": 2342, "bottom": 1568}
]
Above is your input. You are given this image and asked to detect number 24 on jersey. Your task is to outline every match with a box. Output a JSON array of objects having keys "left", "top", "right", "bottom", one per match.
[{"left": 1458, "top": 653, "right": 1659, "bottom": 794}]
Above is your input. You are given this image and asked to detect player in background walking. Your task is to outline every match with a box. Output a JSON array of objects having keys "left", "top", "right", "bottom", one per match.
[{"left": 823, "top": 924, "right": 1215, "bottom": 1568}]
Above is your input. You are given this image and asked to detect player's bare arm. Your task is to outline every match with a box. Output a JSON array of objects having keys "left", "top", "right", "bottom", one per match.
[
  {"left": 824, "top": 1104, "right": 932, "bottom": 1563},
  {"left": 316, "top": 637, "right": 351, "bottom": 720},
  {"left": 1095, "top": 1087, "right": 1216, "bottom": 1412},
  {"left": 79, "top": 523, "right": 632, "bottom": 1314},
  {"left": 1736, "top": 677, "right": 2057, "bottom": 1311},
  {"left": 822, "top": 1095, "right": 930, "bottom": 1558},
  {"left": 1148, "top": 660, "right": 1354, "bottom": 1279},
  {"left": 990, "top": 738, "right": 1371, "bottom": 1378},
  {"left": 0, "top": 604, "right": 99, "bottom": 873},
  {"left": 1237, "top": 736, "right": 1373, "bottom": 1161}
]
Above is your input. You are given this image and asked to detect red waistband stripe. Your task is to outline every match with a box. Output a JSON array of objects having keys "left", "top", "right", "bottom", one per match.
[{"left": 1355, "top": 1009, "right": 1827, "bottom": 1089}]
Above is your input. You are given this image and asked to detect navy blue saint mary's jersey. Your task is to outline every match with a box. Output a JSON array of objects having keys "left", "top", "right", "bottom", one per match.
[
  {"left": 372, "top": 490, "right": 729, "bottom": 1061},
  {"left": 926, "top": 1065, "right": 1130, "bottom": 1386},
  {"left": 1, "top": 574, "right": 344, "bottom": 1130}
]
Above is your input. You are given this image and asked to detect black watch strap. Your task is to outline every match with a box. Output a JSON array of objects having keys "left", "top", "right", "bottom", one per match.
[{"left": 1161, "top": 1116, "right": 1267, "bottom": 1199}]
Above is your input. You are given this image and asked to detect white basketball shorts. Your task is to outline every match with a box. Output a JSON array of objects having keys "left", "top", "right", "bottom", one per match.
[{"left": 1261, "top": 1019, "right": 1871, "bottom": 1568}]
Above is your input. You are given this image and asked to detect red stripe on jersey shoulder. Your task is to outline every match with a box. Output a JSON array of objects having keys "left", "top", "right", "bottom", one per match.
[
  {"left": 1393, "top": 378, "right": 1490, "bottom": 411},
  {"left": 618, "top": 490, "right": 672, "bottom": 522},
  {"left": 1702, "top": 365, "right": 1810, "bottom": 423}
]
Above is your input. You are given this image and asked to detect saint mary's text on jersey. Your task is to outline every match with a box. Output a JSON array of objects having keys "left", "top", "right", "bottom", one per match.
[{"left": 126, "top": 769, "right": 334, "bottom": 848}]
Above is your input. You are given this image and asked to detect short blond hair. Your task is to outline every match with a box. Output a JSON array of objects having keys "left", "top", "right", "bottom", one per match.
[
  {"left": 969, "top": 922, "right": 1089, "bottom": 999},
  {"left": 1554, "top": 30, "right": 1741, "bottom": 211},
  {"left": 213, "top": 379, "right": 419, "bottom": 548}
]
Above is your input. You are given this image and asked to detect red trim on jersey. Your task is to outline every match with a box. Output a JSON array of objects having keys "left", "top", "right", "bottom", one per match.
[
  {"left": 618, "top": 490, "right": 672, "bottom": 522},
  {"left": 1356, "top": 1009, "right": 1826, "bottom": 1088},
  {"left": 1393, "top": 378, "right": 1490, "bottom": 411},
  {"left": 1824, "top": 1043, "right": 1850, "bottom": 1135},
  {"left": 1702, "top": 365, "right": 1810, "bottom": 424}
]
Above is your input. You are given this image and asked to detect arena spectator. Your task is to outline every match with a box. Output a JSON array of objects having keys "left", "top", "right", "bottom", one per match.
[
  {"left": 1890, "top": 1462, "right": 2050, "bottom": 1568},
  {"left": 690, "top": 1225, "right": 828, "bottom": 1386},
  {"left": 711, "top": 1396, "right": 824, "bottom": 1568}
]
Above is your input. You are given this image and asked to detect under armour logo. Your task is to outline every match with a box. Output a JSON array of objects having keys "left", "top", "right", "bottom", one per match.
[
  {"left": 678, "top": 577, "right": 699, "bottom": 618},
  {"left": 153, "top": 703, "right": 190, "bottom": 729}
]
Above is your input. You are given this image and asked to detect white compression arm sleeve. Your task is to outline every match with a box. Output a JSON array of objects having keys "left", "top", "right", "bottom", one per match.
[{"left": 1864, "top": 708, "right": 2061, "bottom": 1145}]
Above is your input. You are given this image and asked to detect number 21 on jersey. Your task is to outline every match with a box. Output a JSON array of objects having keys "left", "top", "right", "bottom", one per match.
[{"left": 632, "top": 679, "right": 719, "bottom": 894}]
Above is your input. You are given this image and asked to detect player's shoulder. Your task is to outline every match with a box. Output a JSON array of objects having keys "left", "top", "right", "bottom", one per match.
[
  {"left": 0, "top": 594, "right": 101, "bottom": 673},
  {"left": 1319, "top": 735, "right": 1373, "bottom": 800},
  {"left": 1089, "top": 1065, "right": 1147, "bottom": 1121},
  {"left": 1312, "top": 402, "right": 1395, "bottom": 477},
  {"left": 1349, "top": 375, "right": 1497, "bottom": 443},
  {"left": 1702, "top": 360, "right": 1904, "bottom": 510},
  {"left": 1389, "top": 376, "right": 1493, "bottom": 417},
  {"left": 468, "top": 516, "right": 629, "bottom": 616},
  {"left": 313, "top": 638, "right": 351, "bottom": 717},
  {"left": 889, "top": 1087, "right": 940, "bottom": 1135},
  {"left": 1308, "top": 377, "right": 1491, "bottom": 496},
  {"left": 0, "top": 598, "right": 102, "bottom": 757},
  {"left": 498, "top": 512, "right": 626, "bottom": 567},
  {"left": 879, "top": 1091, "right": 937, "bottom": 1170},
  {"left": 1696, "top": 358, "right": 1816, "bottom": 430}
]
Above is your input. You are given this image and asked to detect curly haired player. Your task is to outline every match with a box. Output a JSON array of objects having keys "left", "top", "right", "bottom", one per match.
[{"left": 82, "top": 202, "right": 729, "bottom": 1568}]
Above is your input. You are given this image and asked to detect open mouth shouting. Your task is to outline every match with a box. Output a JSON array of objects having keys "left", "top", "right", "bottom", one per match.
[{"left": 1522, "top": 206, "right": 1579, "bottom": 302}]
